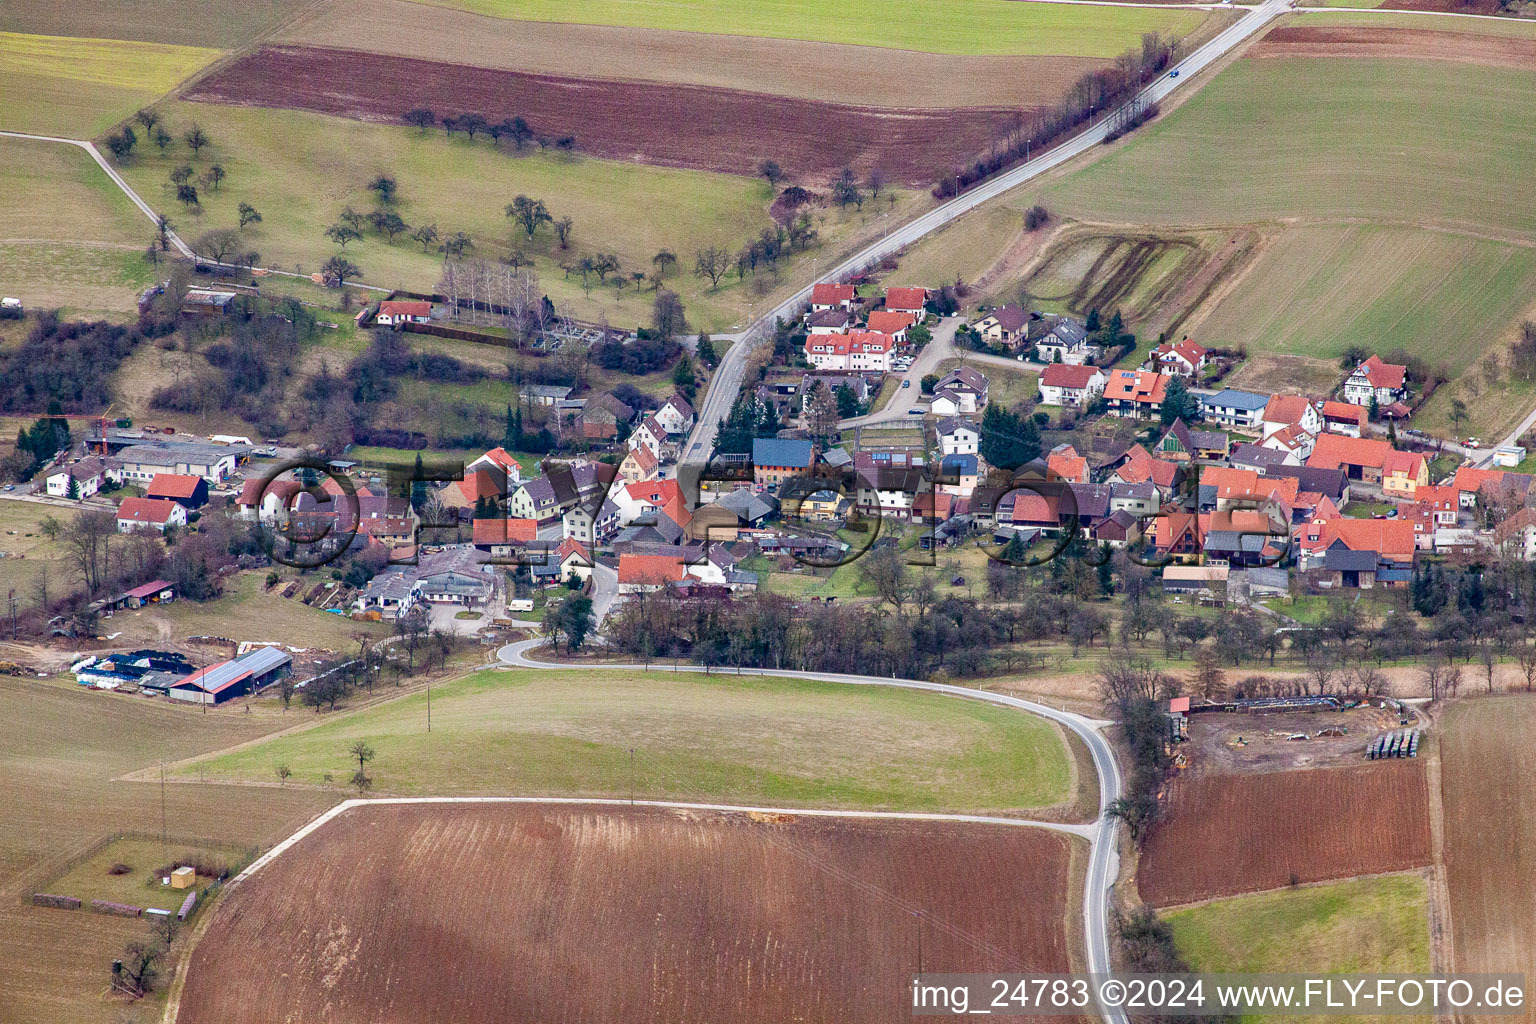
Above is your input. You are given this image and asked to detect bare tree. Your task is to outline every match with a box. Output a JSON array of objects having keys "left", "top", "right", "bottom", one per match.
[
  {"left": 693, "top": 246, "right": 730, "bottom": 289},
  {"left": 64, "top": 509, "right": 116, "bottom": 594}
]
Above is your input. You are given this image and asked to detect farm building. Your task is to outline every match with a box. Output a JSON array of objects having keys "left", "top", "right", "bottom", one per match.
[
  {"left": 169, "top": 647, "right": 292, "bottom": 705},
  {"left": 180, "top": 288, "right": 237, "bottom": 318},
  {"left": 145, "top": 473, "right": 209, "bottom": 510}
]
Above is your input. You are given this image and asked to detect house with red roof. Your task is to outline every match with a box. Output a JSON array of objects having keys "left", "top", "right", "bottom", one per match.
[
  {"left": 375, "top": 299, "right": 432, "bottom": 327},
  {"left": 866, "top": 309, "right": 917, "bottom": 342},
  {"left": 1319, "top": 400, "right": 1366, "bottom": 438},
  {"left": 1102, "top": 370, "right": 1167, "bottom": 419},
  {"left": 1144, "top": 338, "right": 1208, "bottom": 378},
  {"left": 884, "top": 286, "right": 928, "bottom": 316},
  {"left": 810, "top": 282, "right": 856, "bottom": 312},
  {"left": 145, "top": 473, "right": 208, "bottom": 510},
  {"left": 1261, "top": 394, "right": 1321, "bottom": 440},
  {"left": 1110, "top": 445, "right": 1182, "bottom": 496},
  {"left": 1298, "top": 516, "right": 1415, "bottom": 587},
  {"left": 1381, "top": 450, "right": 1429, "bottom": 499},
  {"left": 617, "top": 553, "right": 688, "bottom": 593},
  {"left": 1343, "top": 355, "right": 1409, "bottom": 407},
  {"left": 618, "top": 444, "right": 659, "bottom": 484},
  {"left": 1039, "top": 364, "right": 1107, "bottom": 407},
  {"left": 1046, "top": 447, "right": 1089, "bottom": 484},
  {"left": 116, "top": 496, "right": 186, "bottom": 533},
  {"left": 471, "top": 516, "right": 538, "bottom": 556},
  {"left": 466, "top": 447, "right": 525, "bottom": 485},
  {"left": 803, "top": 330, "right": 895, "bottom": 372},
  {"left": 1306, "top": 432, "right": 1393, "bottom": 484}
]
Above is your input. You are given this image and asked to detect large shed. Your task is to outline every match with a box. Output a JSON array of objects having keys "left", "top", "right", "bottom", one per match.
[{"left": 169, "top": 647, "right": 291, "bottom": 705}]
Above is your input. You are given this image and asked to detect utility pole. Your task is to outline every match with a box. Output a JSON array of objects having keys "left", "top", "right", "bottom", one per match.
[
  {"left": 160, "top": 762, "right": 167, "bottom": 862},
  {"left": 628, "top": 747, "right": 635, "bottom": 805},
  {"left": 915, "top": 910, "right": 924, "bottom": 975},
  {"left": 426, "top": 681, "right": 431, "bottom": 733}
]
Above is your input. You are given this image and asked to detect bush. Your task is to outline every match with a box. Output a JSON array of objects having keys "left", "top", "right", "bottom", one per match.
[{"left": 1024, "top": 205, "right": 1050, "bottom": 231}]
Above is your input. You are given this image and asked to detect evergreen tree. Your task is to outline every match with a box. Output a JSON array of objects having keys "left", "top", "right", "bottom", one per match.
[
  {"left": 979, "top": 404, "right": 1041, "bottom": 471},
  {"left": 410, "top": 452, "right": 426, "bottom": 512},
  {"left": 1161, "top": 376, "right": 1200, "bottom": 426},
  {"left": 1085, "top": 309, "right": 1101, "bottom": 332}
]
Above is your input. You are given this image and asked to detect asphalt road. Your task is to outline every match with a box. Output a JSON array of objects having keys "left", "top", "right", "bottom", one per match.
[
  {"left": 497, "top": 638, "right": 1128, "bottom": 1021},
  {"left": 677, "top": 0, "right": 1294, "bottom": 466}
]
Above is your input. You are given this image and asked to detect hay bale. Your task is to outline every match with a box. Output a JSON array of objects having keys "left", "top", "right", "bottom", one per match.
[
  {"left": 92, "top": 899, "right": 143, "bottom": 917},
  {"left": 32, "top": 893, "right": 81, "bottom": 910}
]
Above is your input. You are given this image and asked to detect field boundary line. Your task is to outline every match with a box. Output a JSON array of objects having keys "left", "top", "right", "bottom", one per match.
[{"left": 1295, "top": 5, "right": 1536, "bottom": 20}]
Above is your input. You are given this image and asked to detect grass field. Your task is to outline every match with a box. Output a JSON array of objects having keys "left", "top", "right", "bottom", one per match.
[
  {"left": 0, "top": 136, "right": 160, "bottom": 317},
  {"left": 0, "top": 0, "right": 310, "bottom": 48},
  {"left": 111, "top": 101, "right": 903, "bottom": 331},
  {"left": 44, "top": 836, "right": 231, "bottom": 913},
  {"left": 1035, "top": 58, "right": 1536, "bottom": 236},
  {"left": 109, "top": 571, "right": 388, "bottom": 651},
  {"left": 1167, "top": 874, "right": 1431, "bottom": 981},
  {"left": 0, "top": 498, "right": 75, "bottom": 603},
  {"left": 1294, "top": 10, "right": 1536, "bottom": 37},
  {"left": 414, "top": 0, "right": 1213, "bottom": 57},
  {"left": 0, "top": 676, "right": 335, "bottom": 1024},
  {"left": 1012, "top": 56, "right": 1536, "bottom": 386},
  {"left": 176, "top": 667, "right": 1079, "bottom": 814},
  {"left": 0, "top": 31, "right": 221, "bottom": 136},
  {"left": 884, "top": 206, "right": 1028, "bottom": 294},
  {"left": 1195, "top": 224, "right": 1536, "bottom": 370}
]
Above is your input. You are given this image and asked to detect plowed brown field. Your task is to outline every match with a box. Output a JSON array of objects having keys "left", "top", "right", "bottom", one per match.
[
  {"left": 1137, "top": 761, "right": 1432, "bottom": 908},
  {"left": 1440, "top": 697, "right": 1536, "bottom": 1020},
  {"left": 277, "top": 0, "right": 1105, "bottom": 109},
  {"left": 176, "top": 803, "right": 1080, "bottom": 1024},
  {"left": 1250, "top": 26, "right": 1536, "bottom": 70},
  {"left": 182, "top": 46, "right": 1023, "bottom": 184}
]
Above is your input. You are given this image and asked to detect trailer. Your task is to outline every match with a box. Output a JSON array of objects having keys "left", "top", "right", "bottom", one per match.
[{"left": 1407, "top": 730, "right": 1420, "bottom": 757}]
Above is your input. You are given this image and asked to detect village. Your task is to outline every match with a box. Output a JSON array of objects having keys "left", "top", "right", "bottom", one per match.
[{"left": 10, "top": 273, "right": 1536, "bottom": 675}]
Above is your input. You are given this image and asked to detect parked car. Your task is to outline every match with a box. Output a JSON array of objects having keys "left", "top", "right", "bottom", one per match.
[{"left": 901, "top": 380, "right": 911, "bottom": 389}]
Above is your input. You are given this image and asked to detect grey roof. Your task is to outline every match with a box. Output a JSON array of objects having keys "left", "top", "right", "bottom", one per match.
[
  {"left": 807, "top": 307, "right": 852, "bottom": 328},
  {"left": 716, "top": 488, "right": 776, "bottom": 523},
  {"left": 821, "top": 447, "right": 853, "bottom": 468},
  {"left": 1325, "top": 547, "right": 1380, "bottom": 571},
  {"left": 1203, "top": 530, "right": 1271, "bottom": 554},
  {"left": 1202, "top": 389, "right": 1271, "bottom": 412},
  {"left": 937, "top": 416, "right": 977, "bottom": 437},
  {"left": 1110, "top": 481, "right": 1157, "bottom": 501},
  {"left": 1044, "top": 318, "right": 1088, "bottom": 347},
  {"left": 1262, "top": 465, "right": 1349, "bottom": 498},
  {"left": 1230, "top": 443, "right": 1290, "bottom": 470},
  {"left": 1244, "top": 567, "right": 1290, "bottom": 592},
  {"left": 117, "top": 441, "right": 244, "bottom": 465},
  {"left": 237, "top": 645, "right": 292, "bottom": 677},
  {"left": 938, "top": 366, "right": 988, "bottom": 393},
  {"left": 753, "top": 438, "right": 814, "bottom": 470},
  {"left": 1066, "top": 483, "right": 1112, "bottom": 521}
]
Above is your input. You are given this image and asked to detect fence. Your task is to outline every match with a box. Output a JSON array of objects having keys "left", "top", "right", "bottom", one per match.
[{"left": 19, "top": 830, "right": 260, "bottom": 908}]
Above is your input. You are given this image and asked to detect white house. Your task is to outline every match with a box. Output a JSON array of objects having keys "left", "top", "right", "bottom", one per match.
[
  {"left": 884, "top": 286, "right": 928, "bottom": 316},
  {"left": 809, "top": 282, "right": 856, "bottom": 312},
  {"left": 628, "top": 415, "right": 668, "bottom": 460},
  {"left": 465, "top": 447, "right": 525, "bottom": 486},
  {"left": 929, "top": 366, "right": 989, "bottom": 416},
  {"left": 45, "top": 457, "right": 111, "bottom": 499},
  {"left": 803, "top": 331, "right": 894, "bottom": 372},
  {"left": 1260, "top": 394, "right": 1322, "bottom": 440},
  {"left": 1342, "top": 355, "right": 1409, "bottom": 407},
  {"left": 806, "top": 307, "right": 852, "bottom": 334},
  {"left": 375, "top": 299, "right": 432, "bottom": 327},
  {"left": 1034, "top": 317, "right": 1098, "bottom": 365},
  {"left": 116, "top": 497, "right": 186, "bottom": 533},
  {"left": 654, "top": 393, "right": 696, "bottom": 436},
  {"left": 1200, "top": 389, "right": 1269, "bottom": 430},
  {"left": 1144, "top": 338, "right": 1209, "bottom": 378},
  {"left": 937, "top": 417, "right": 980, "bottom": 456},
  {"left": 1038, "top": 364, "right": 1106, "bottom": 408}
]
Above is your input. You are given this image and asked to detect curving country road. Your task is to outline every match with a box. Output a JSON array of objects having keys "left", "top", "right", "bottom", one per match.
[
  {"left": 497, "top": 637, "right": 1129, "bottom": 1024},
  {"left": 678, "top": 0, "right": 1295, "bottom": 466}
]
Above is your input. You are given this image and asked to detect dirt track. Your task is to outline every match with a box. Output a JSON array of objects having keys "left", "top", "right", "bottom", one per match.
[
  {"left": 1137, "top": 761, "right": 1432, "bottom": 907},
  {"left": 185, "top": 45, "right": 1028, "bottom": 184},
  {"left": 176, "top": 803, "right": 1078, "bottom": 1024},
  {"left": 1250, "top": 25, "right": 1536, "bottom": 70}
]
